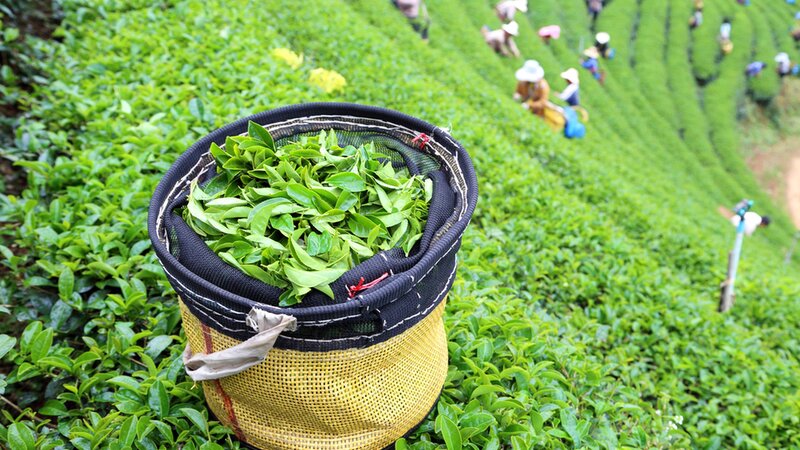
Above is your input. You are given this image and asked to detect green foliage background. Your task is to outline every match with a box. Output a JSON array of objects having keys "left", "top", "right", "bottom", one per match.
[{"left": 0, "top": 0, "right": 799, "bottom": 448}]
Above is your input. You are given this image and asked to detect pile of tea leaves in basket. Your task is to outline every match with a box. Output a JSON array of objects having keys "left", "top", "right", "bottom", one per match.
[{"left": 182, "top": 122, "right": 432, "bottom": 306}]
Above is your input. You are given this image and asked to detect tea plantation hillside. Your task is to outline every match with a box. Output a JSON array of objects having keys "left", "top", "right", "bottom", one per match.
[{"left": 1, "top": 0, "right": 799, "bottom": 448}]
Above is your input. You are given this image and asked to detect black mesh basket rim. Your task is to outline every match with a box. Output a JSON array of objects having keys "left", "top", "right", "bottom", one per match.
[{"left": 147, "top": 103, "right": 478, "bottom": 325}]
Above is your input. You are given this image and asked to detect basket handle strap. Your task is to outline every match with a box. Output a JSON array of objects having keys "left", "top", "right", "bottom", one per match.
[{"left": 183, "top": 308, "right": 297, "bottom": 381}]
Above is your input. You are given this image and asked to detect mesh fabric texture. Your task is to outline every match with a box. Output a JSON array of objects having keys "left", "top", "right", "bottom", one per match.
[{"left": 181, "top": 299, "right": 448, "bottom": 449}]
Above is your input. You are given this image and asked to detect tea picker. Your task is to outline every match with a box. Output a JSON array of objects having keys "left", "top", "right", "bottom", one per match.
[
  {"left": 392, "top": 0, "right": 431, "bottom": 41},
  {"left": 719, "top": 200, "right": 770, "bottom": 312},
  {"left": 594, "top": 32, "right": 615, "bottom": 59},
  {"left": 482, "top": 21, "right": 521, "bottom": 57},
  {"left": 719, "top": 17, "right": 734, "bottom": 55},
  {"left": 495, "top": 0, "right": 528, "bottom": 22},
  {"left": 513, "top": 59, "right": 550, "bottom": 116}
]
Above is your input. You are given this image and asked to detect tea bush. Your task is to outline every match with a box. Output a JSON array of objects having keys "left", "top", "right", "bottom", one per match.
[
  {"left": 691, "top": 0, "right": 726, "bottom": 83},
  {"left": 746, "top": 5, "right": 781, "bottom": 102},
  {"left": 631, "top": 0, "right": 678, "bottom": 129},
  {"left": 665, "top": 0, "right": 737, "bottom": 198},
  {"left": 1, "top": 0, "right": 799, "bottom": 449}
]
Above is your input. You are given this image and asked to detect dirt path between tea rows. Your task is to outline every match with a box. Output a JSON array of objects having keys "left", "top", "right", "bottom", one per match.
[
  {"left": 743, "top": 80, "right": 800, "bottom": 230},
  {"left": 745, "top": 135, "right": 800, "bottom": 230},
  {"left": 787, "top": 154, "right": 800, "bottom": 229}
]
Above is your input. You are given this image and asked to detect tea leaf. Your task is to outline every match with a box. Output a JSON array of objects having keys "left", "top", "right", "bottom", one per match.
[
  {"left": 327, "top": 172, "right": 366, "bottom": 192},
  {"left": 183, "top": 128, "right": 429, "bottom": 304},
  {"left": 247, "top": 121, "right": 275, "bottom": 150}
]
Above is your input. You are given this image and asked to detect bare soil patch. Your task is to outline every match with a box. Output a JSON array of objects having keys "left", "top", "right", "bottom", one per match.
[
  {"left": 742, "top": 80, "right": 800, "bottom": 229},
  {"left": 787, "top": 155, "right": 800, "bottom": 229},
  {"left": 745, "top": 136, "right": 800, "bottom": 228}
]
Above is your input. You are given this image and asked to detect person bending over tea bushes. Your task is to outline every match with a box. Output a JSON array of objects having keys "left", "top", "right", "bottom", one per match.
[
  {"left": 482, "top": 21, "right": 521, "bottom": 57},
  {"left": 495, "top": 0, "right": 527, "bottom": 22},
  {"left": 392, "top": 0, "right": 431, "bottom": 41},
  {"left": 513, "top": 60, "right": 550, "bottom": 117}
]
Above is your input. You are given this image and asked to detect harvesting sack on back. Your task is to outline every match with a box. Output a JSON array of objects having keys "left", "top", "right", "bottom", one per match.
[{"left": 147, "top": 103, "right": 478, "bottom": 449}]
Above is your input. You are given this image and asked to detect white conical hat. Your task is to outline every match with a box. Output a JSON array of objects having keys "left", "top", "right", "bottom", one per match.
[
  {"left": 775, "top": 52, "right": 790, "bottom": 63},
  {"left": 515, "top": 60, "right": 545, "bottom": 82},
  {"left": 583, "top": 46, "right": 600, "bottom": 59},
  {"left": 514, "top": 0, "right": 528, "bottom": 12},
  {"left": 596, "top": 32, "right": 610, "bottom": 44},
  {"left": 502, "top": 21, "right": 520, "bottom": 36},
  {"left": 560, "top": 68, "right": 580, "bottom": 84}
]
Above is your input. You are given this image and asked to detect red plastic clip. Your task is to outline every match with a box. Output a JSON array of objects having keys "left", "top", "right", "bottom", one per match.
[
  {"left": 347, "top": 272, "right": 390, "bottom": 298},
  {"left": 411, "top": 133, "right": 431, "bottom": 150}
]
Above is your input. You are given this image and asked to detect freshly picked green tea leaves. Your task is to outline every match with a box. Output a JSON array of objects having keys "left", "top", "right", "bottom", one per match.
[{"left": 182, "top": 122, "right": 432, "bottom": 306}]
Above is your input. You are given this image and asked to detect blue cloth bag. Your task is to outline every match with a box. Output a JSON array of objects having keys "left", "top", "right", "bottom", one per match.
[{"left": 563, "top": 107, "right": 586, "bottom": 139}]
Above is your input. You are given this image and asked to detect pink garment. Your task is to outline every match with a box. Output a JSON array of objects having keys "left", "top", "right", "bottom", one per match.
[
  {"left": 538, "top": 25, "right": 561, "bottom": 39},
  {"left": 396, "top": 0, "right": 421, "bottom": 18}
]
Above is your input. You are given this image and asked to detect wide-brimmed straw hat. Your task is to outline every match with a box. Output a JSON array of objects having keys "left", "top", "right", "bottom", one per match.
[
  {"left": 595, "top": 32, "right": 611, "bottom": 44},
  {"left": 515, "top": 60, "right": 545, "bottom": 82},
  {"left": 502, "top": 21, "right": 520, "bottom": 36},
  {"left": 560, "top": 68, "right": 580, "bottom": 84},
  {"left": 584, "top": 46, "right": 600, "bottom": 59}
]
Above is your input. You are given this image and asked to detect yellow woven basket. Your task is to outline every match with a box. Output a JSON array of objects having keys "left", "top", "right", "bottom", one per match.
[
  {"left": 180, "top": 299, "right": 447, "bottom": 449},
  {"left": 148, "top": 104, "right": 477, "bottom": 449}
]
